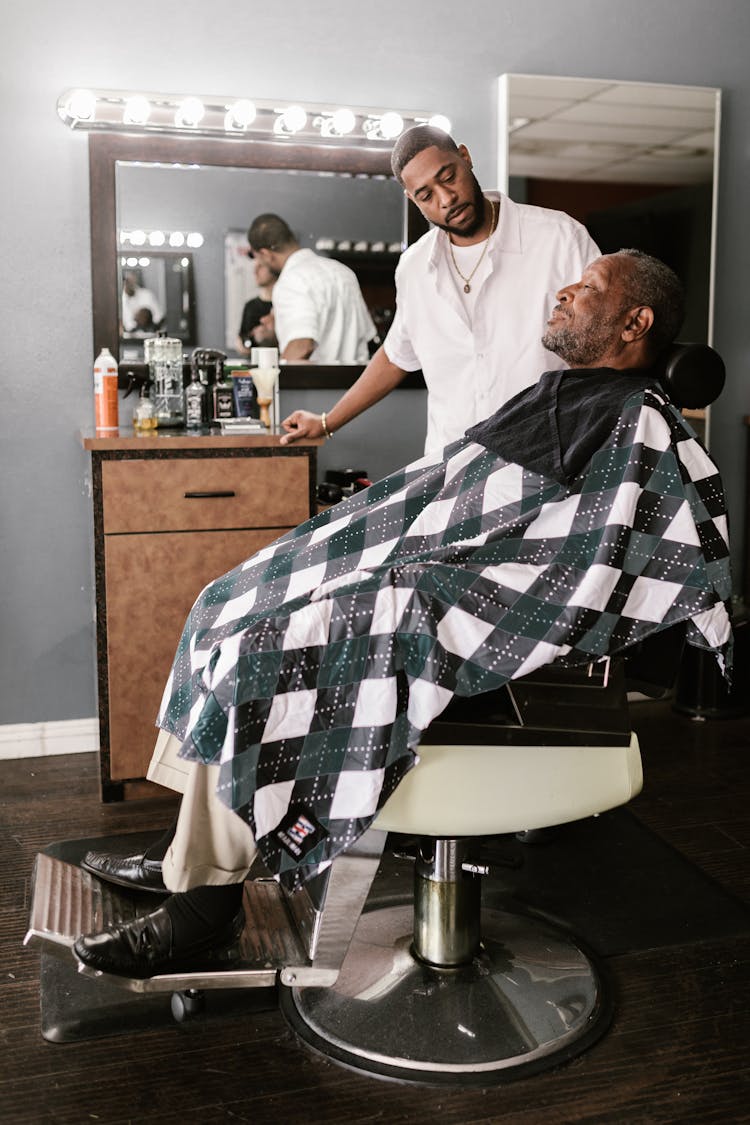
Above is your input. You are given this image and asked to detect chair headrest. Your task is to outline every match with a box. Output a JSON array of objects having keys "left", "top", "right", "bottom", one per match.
[{"left": 656, "top": 342, "right": 726, "bottom": 410}]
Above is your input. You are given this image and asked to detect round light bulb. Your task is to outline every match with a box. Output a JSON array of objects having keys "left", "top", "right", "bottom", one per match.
[
  {"left": 147, "top": 230, "right": 166, "bottom": 247},
  {"left": 169, "top": 231, "right": 185, "bottom": 247},
  {"left": 281, "top": 105, "right": 307, "bottom": 133},
  {"left": 138, "top": 257, "right": 150, "bottom": 267},
  {"left": 428, "top": 114, "right": 452, "bottom": 134},
  {"left": 176, "top": 97, "right": 205, "bottom": 128},
  {"left": 331, "top": 108, "right": 356, "bottom": 135},
  {"left": 67, "top": 89, "right": 97, "bottom": 122},
  {"left": 228, "top": 98, "right": 256, "bottom": 129},
  {"left": 181, "top": 257, "right": 190, "bottom": 267},
  {"left": 126, "top": 256, "right": 139, "bottom": 268},
  {"left": 379, "top": 111, "right": 404, "bottom": 140},
  {"left": 129, "top": 229, "right": 146, "bottom": 247},
  {"left": 123, "top": 96, "right": 151, "bottom": 126},
  {"left": 186, "top": 232, "right": 204, "bottom": 248}
]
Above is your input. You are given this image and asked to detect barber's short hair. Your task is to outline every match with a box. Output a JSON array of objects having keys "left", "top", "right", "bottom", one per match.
[
  {"left": 247, "top": 213, "right": 296, "bottom": 252},
  {"left": 391, "top": 125, "right": 459, "bottom": 184},
  {"left": 615, "top": 248, "right": 686, "bottom": 355}
]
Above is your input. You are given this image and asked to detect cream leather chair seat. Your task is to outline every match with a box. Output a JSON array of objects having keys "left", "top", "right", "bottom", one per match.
[{"left": 374, "top": 735, "right": 642, "bottom": 836}]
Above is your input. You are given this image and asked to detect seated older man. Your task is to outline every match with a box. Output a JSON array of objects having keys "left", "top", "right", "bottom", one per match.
[{"left": 75, "top": 249, "right": 732, "bottom": 978}]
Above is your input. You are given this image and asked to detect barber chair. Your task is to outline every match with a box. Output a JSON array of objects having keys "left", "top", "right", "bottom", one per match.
[
  {"left": 27, "top": 660, "right": 640, "bottom": 1081},
  {"left": 24, "top": 344, "right": 726, "bottom": 1082}
]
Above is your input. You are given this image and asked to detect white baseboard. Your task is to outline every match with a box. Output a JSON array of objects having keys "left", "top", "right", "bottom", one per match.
[{"left": 0, "top": 718, "right": 99, "bottom": 760}]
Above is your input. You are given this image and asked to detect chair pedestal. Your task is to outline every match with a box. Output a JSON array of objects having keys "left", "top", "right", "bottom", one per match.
[
  {"left": 413, "top": 838, "right": 481, "bottom": 966},
  {"left": 281, "top": 837, "right": 611, "bottom": 1085}
]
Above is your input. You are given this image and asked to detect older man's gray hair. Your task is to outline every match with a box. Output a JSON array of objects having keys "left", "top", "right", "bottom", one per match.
[{"left": 616, "top": 248, "right": 685, "bottom": 355}]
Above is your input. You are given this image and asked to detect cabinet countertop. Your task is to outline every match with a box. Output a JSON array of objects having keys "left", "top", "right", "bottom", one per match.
[{"left": 80, "top": 428, "right": 323, "bottom": 451}]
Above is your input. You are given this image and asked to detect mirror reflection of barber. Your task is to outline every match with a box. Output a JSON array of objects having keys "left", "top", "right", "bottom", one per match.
[
  {"left": 281, "top": 125, "right": 600, "bottom": 456},
  {"left": 121, "top": 269, "right": 164, "bottom": 336},
  {"left": 247, "top": 213, "right": 376, "bottom": 363},
  {"left": 236, "top": 259, "right": 277, "bottom": 356}
]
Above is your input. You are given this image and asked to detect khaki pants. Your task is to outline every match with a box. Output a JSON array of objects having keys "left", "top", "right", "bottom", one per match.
[{"left": 147, "top": 730, "right": 258, "bottom": 892}]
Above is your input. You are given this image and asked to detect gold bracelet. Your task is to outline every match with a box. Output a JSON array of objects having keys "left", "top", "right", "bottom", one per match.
[{"left": 321, "top": 412, "right": 333, "bottom": 439}]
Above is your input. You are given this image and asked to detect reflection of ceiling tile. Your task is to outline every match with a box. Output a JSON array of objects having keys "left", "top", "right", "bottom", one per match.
[
  {"left": 516, "top": 120, "right": 685, "bottom": 146},
  {"left": 678, "top": 129, "right": 718, "bottom": 150},
  {"left": 593, "top": 83, "right": 719, "bottom": 110},
  {"left": 510, "top": 95, "right": 574, "bottom": 120},
  {"left": 505, "top": 74, "right": 718, "bottom": 186},
  {"left": 509, "top": 75, "right": 610, "bottom": 100},
  {"left": 556, "top": 101, "right": 716, "bottom": 132},
  {"left": 511, "top": 155, "right": 605, "bottom": 179},
  {"left": 512, "top": 140, "right": 635, "bottom": 162},
  {"left": 583, "top": 160, "right": 710, "bottom": 185}
]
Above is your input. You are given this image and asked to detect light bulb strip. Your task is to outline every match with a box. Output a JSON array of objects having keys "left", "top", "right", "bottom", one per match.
[
  {"left": 119, "top": 230, "right": 204, "bottom": 249},
  {"left": 57, "top": 88, "right": 450, "bottom": 146}
]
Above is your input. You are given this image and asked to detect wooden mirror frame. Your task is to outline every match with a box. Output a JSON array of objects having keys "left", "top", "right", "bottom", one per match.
[{"left": 89, "top": 133, "right": 427, "bottom": 382}]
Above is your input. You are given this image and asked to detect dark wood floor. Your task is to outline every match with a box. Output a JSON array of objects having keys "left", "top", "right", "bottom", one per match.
[{"left": 1, "top": 697, "right": 749, "bottom": 1124}]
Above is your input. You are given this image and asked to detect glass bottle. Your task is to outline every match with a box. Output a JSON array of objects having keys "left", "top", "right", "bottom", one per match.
[
  {"left": 133, "top": 380, "right": 157, "bottom": 431},
  {"left": 184, "top": 370, "right": 206, "bottom": 429}
]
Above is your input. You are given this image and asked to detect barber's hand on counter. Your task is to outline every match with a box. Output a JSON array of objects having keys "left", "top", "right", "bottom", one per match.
[{"left": 280, "top": 409, "right": 326, "bottom": 444}]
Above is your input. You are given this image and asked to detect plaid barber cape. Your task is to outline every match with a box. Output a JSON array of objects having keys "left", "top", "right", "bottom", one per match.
[{"left": 158, "top": 386, "right": 732, "bottom": 888}]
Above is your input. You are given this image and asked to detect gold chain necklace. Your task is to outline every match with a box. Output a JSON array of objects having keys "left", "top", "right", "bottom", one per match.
[{"left": 447, "top": 200, "right": 498, "bottom": 294}]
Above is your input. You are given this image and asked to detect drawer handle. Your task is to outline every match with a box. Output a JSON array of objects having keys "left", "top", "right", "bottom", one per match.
[{"left": 184, "top": 490, "right": 237, "bottom": 499}]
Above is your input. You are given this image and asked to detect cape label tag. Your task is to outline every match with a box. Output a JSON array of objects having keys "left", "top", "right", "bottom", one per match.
[{"left": 275, "top": 807, "right": 328, "bottom": 860}]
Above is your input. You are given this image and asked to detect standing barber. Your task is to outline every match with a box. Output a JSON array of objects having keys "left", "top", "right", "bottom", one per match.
[
  {"left": 247, "top": 213, "right": 376, "bottom": 363},
  {"left": 281, "top": 125, "right": 599, "bottom": 456}
]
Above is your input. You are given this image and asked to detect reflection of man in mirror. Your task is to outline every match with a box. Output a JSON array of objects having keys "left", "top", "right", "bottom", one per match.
[
  {"left": 236, "top": 259, "right": 277, "bottom": 356},
  {"left": 121, "top": 269, "right": 164, "bottom": 335},
  {"left": 281, "top": 125, "right": 600, "bottom": 454},
  {"left": 247, "top": 214, "right": 376, "bottom": 363}
]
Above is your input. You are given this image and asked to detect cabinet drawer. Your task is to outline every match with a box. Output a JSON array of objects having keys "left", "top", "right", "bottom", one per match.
[
  {"left": 102, "top": 454, "right": 311, "bottom": 533},
  {"left": 104, "top": 527, "right": 284, "bottom": 780}
]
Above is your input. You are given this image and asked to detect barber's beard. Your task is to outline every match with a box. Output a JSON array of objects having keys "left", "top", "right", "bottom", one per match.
[
  {"left": 542, "top": 312, "right": 623, "bottom": 367},
  {"left": 435, "top": 177, "right": 488, "bottom": 239}
]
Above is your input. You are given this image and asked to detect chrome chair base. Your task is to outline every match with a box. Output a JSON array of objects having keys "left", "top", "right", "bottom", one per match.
[{"left": 281, "top": 899, "right": 611, "bottom": 1085}]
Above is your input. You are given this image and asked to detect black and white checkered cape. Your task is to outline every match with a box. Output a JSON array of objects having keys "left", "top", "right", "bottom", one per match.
[{"left": 158, "top": 387, "right": 732, "bottom": 888}]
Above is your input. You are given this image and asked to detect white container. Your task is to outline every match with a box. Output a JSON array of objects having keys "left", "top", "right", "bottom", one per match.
[{"left": 250, "top": 346, "right": 279, "bottom": 369}]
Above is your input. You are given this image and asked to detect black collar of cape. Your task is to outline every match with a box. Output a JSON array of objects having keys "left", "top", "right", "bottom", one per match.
[{"left": 466, "top": 367, "right": 663, "bottom": 485}]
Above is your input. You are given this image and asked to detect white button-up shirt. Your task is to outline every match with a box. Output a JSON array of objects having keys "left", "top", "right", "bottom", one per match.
[
  {"left": 384, "top": 192, "right": 600, "bottom": 456},
  {"left": 273, "top": 248, "right": 376, "bottom": 363}
]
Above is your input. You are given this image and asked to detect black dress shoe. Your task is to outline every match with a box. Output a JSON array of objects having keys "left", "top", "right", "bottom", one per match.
[
  {"left": 81, "top": 850, "right": 168, "bottom": 894},
  {"left": 73, "top": 906, "right": 245, "bottom": 979}
]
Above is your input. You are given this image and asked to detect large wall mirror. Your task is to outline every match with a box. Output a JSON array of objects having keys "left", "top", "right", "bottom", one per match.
[
  {"left": 90, "top": 134, "right": 422, "bottom": 380},
  {"left": 498, "top": 74, "right": 721, "bottom": 441}
]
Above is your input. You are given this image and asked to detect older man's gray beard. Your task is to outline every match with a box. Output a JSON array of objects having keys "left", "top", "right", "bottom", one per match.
[{"left": 541, "top": 316, "right": 621, "bottom": 367}]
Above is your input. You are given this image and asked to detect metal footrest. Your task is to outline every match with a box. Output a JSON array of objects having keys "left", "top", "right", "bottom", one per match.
[
  {"left": 25, "top": 825, "right": 388, "bottom": 998},
  {"left": 25, "top": 853, "right": 307, "bottom": 994}
]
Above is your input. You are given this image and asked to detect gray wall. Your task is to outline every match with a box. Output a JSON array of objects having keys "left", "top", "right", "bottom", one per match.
[{"left": 3, "top": 0, "right": 749, "bottom": 726}]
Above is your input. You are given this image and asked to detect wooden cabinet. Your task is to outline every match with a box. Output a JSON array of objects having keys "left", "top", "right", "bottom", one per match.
[{"left": 83, "top": 432, "right": 319, "bottom": 799}]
